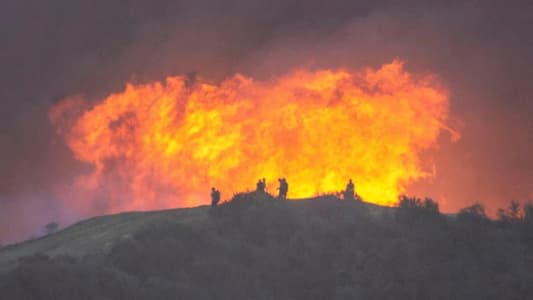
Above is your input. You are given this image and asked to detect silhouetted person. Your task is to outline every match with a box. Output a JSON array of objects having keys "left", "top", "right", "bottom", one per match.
[
  {"left": 278, "top": 178, "right": 288, "bottom": 200},
  {"left": 344, "top": 179, "right": 355, "bottom": 201},
  {"left": 256, "top": 178, "right": 266, "bottom": 192},
  {"left": 211, "top": 187, "right": 221, "bottom": 207}
]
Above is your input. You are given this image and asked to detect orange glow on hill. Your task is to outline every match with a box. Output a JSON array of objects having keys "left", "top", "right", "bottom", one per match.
[{"left": 50, "top": 60, "right": 453, "bottom": 213}]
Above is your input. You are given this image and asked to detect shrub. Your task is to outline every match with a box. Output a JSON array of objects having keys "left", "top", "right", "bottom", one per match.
[
  {"left": 524, "top": 203, "right": 533, "bottom": 224},
  {"left": 43, "top": 222, "right": 59, "bottom": 235},
  {"left": 497, "top": 201, "right": 522, "bottom": 225},
  {"left": 423, "top": 198, "right": 439, "bottom": 213},
  {"left": 396, "top": 196, "right": 441, "bottom": 227},
  {"left": 457, "top": 203, "right": 488, "bottom": 223},
  {"left": 398, "top": 196, "right": 439, "bottom": 214}
]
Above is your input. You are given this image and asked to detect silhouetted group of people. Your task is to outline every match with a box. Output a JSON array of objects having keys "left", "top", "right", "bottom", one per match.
[
  {"left": 257, "top": 177, "right": 288, "bottom": 200},
  {"left": 211, "top": 178, "right": 357, "bottom": 206},
  {"left": 256, "top": 178, "right": 266, "bottom": 193}
]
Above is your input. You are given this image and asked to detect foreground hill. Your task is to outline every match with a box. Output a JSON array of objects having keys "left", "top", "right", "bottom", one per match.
[
  {"left": 1, "top": 192, "right": 532, "bottom": 300},
  {"left": 0, "top": 206, "right": 209, "bottom": 271}
]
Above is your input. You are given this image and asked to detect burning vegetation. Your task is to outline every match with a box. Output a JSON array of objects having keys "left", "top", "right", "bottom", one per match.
[{"left": 50, "top": 60, "right": 454, "bottom": 214}]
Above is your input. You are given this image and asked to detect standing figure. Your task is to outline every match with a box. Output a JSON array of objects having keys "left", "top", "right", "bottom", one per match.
[
  {"left": 278, "top": 178, "right": 288, "bottom": 200},
  {"left": 256, "top": 178, "right": 266, "bottom": 192},
  {"left": 344, "top": 179, "right": 355, "bottom": 201},
  {"left": 211, "top": 187, "right": 221, "bottom": 207}
]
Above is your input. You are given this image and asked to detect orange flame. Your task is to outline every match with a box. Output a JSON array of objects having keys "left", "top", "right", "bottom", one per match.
[{"left": 50, "top": 60, "right": 453, "bottom": 213}]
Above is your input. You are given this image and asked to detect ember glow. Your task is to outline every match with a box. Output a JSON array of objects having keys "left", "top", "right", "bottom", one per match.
[{"left": 50, "top": 60, "right": 453, "bottom": 213}]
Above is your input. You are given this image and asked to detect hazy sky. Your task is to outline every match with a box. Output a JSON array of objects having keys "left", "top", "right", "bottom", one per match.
[{"left": 1, "top": 0, "right": 533, "bottom": 243}]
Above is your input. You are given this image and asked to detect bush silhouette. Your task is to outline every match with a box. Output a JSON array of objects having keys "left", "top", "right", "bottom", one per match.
[
  {"left": 457, "top": 203, "right": 488, "bottom": 223},
  {"left": 43, "top": 222, "right": 59, "bottom": 235},
  {"left": 497, "top": 200, "right": 522, "bottom": 225},
  {"left": 524, "top": 203, "right": 533, "bottom": 224},
  {"left": 398, "top": 196, "right": 439, "bottom": 213}
]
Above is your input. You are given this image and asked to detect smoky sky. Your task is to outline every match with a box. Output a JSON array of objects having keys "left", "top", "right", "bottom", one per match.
[{"left": 1, "top": 0, "right": 533, "bottom": 244}]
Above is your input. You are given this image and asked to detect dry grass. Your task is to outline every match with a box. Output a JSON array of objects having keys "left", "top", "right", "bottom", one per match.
[{"left": 0, "top": 206, "right": 209, "bottom": 271}]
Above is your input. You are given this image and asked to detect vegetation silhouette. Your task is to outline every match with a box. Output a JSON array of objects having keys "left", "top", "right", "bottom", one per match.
[{"left": 43, "top": 222, "right": 59, "bottom": 236}]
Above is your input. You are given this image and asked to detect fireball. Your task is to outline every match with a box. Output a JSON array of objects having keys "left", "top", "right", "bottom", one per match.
[{"left": 50, "top": 60, "right": 453, "bottom": 214}]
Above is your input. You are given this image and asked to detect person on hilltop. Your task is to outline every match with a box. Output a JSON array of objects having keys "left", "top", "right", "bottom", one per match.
[
  {"left": 211, "top": 187, "right": 221, "bottom": 207},
  {"left": 277, "top": 178, "right": 288, "bottom": 200},
  {"left": 344, "top": 179, "right": 355, "bottom": 201},
  {"left": 256, "top": 178, "right": 266, "bottom": 192}
]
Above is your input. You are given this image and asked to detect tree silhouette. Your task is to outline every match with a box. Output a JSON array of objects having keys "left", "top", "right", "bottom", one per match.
[
  {"left": 43, "top": 222, "right": 59, "bottom": 235},
  {"left": 457, "top": 203, "right": 488, "bottom": 223},
  {"left": 497, "top": 201, "right": 522, "bottom": 225}
]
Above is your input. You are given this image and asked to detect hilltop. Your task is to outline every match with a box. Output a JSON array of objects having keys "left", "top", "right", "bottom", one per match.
[
  {"left": 1, "top": 192, "right": 532, "bottom": 300},
  {"left": 0, "top": 193, "right": 388, "bottom": 269}
]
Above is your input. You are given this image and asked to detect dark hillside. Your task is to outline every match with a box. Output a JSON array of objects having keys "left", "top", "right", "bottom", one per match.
[{"left": 1, "top": 193, "right": 533, "bottom": 300}]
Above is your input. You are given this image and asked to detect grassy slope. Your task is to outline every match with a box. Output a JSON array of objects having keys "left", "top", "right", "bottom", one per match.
[
  {"left": 0, "top": 205, "right": 208, "bottom": 270},
  {"left": 0, "top": 193, "right": 391, "bottom": 271}
]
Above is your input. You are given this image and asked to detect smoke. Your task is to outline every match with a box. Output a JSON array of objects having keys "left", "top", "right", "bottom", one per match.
[{"left": 1, "top": 0, "right": 533, "bottom": 244}]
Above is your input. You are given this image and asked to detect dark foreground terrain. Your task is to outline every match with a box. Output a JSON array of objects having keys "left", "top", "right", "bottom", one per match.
[{"left": 1, "top": 192, "right": 533, "bottom": 300}]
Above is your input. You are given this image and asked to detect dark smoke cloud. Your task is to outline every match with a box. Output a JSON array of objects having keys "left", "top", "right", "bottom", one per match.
[{"left": 1, "top": 0, "right": 533, "bottom": 243}]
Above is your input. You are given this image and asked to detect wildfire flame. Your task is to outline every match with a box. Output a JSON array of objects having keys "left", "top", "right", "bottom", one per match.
[{"left": 50, "top": 60, "right": 453, "bottom": 214}]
